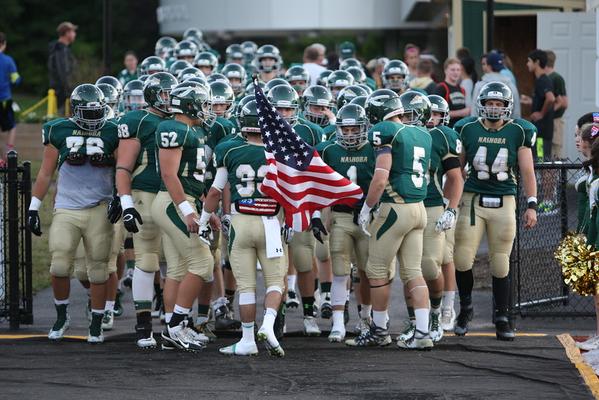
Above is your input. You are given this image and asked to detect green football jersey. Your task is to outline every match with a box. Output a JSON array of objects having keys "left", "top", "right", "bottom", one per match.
[
  {"left": 42, "top": 118, "right": 119, "bottom": 168},
  {"left": 454, "top": 117, "right": 536, "bottom": 196},
  {"left": 316, "top": 141, "right": 374, "bottom": 199},
  {"left": 155, "top": 119, "right": 208, "bottom": 199},
  {"left": 205, "top": 117, "right": 238, "bottom": 189},
  {"left": 323, "top": 124, "right": 337, "bottom": 142},
  {"left": 424, "top": 125, "right": 461, "bottom": 207},
  {"left": 368, "top": 120, "right": 432, "bottom": 204},
  {"left": 117, "top": 109, "right": 167, "bottom": 193},
  {"left": 576, "top": 170, "right": 591, "bottom": 234},
  {"left": 214, "top": 138, "right": 269, "bottom": 203},
  {"left": 296, "top": 118, "right": 323, "bottom": 147}
]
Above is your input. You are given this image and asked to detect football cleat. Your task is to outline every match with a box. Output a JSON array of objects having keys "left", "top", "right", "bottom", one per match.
[
  {"left": 396, "top": 320, "right": 416, "bottom": 342},
  {"left": 577, "top": 335, "right": 599, "bottom": 351},
  {"left": 48, "top": 308, "right": 70, "bottom": 341},
  {"left": 286, "top": 290, "right": 300, "bottom": 308},
  {"left": 440, "top": 307, "right": 456, "bottom": 332},
  {"left": 303, "top": 316, "right": 321, "bottom": 336},
  {"left": 454, "top": 305, "right": 473, "bottom": 336},
  {"left": 256, "top": 327, "right": 285, "bottom": 357},
  {"left": 219, "top": 341, "right": 259, "bottom": 356},
  {"left": 88, "top": 312, "right": 104, "bottom": 344},
  {"left": 101, "top": 310, "right": 114, "bottom": 331},
  {"left": 345, "top": 323, "right": 391, "bottom": 347},
  {"left": 429, "top": 311, "right": 443, "bottom": 343},
  {"left": 397, "top": 329, "right": 434, "bottom": 350},
  {"left": 162, "top": 323, "right": 206, "bottom": 352},
  {"left": 135, "top": 323, "right": 157, "bottom": 349},
  {"left": 354, "top": 317, "right": 372, "bottom": 335},
  {"left": 123, "top": 268, "right": 134, "bottom": 288},
  {"left": 87, "top": 332, "right": 104, "bottom": 344},
  {"left": 214, "top": 303, "right": 241, "bottom": 331},
  {"left": 495, "top": 313, "right": 515, "bottom": 341},
  {"left": 273, "top": 303, "right": 286, "bottom": 340},
  {"left": 194, "top": 319, "right": 216, "bottom": 342},
  {"left": 328, "top": 328, "right": 346, "bottom": 343},
  {"left": 320, "top": 294, "right": 332, "bottom": 319},
  {"left": 151, "top": 292, "right": 164, "bottom": 318}
]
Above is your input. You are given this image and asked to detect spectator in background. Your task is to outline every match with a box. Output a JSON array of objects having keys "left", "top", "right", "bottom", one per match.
[
  {"left": 303, "top": 44, "right": 327, "bottom": 86},
  {"left": 471, "top": 53, "right": 521, "bottom": 118},
  {"left": 0, "top": 32, "right": 21, "bottom": 158},
  {"left": 48, "top": 21, "right": 77, "bottom": 116},
  {"left": 338, "top": 41, "right": 355, "bottom": 62},
  {"left": 459, "top": 56, "right": 477, "bottom": 109},
  {"left": 521, "top": 49, "right": 555, "bottom": 160},
  {"left": 488, "top": 51, "right": 517, "bottom": 88},
  {"left": 366, "top": 57, "right": 388, "bottom": 89},
  {"left": 404, "top": 43, "right": 420, "bottom": 79},
  {"left": 326, "top": 51, "right": 339, "bottom": 71},
  {"left": 545, "top": 50, "right": 568, "bottom": 159},
  {"left": 118, "top": 51, "right": 138, "bottom": 86},
  {"left": 409, "top": 58, "right": 436, "bottom": 94},
  {"left": 434, "top": 57, "right": 469, "bottom": 127}
]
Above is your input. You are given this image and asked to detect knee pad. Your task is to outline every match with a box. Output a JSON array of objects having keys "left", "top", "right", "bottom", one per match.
[
  {"left": 73, "top": 266, "right": 89, "bottom": 282},
  {"left": 454, "top": 247, "right": 475, "bottom": 272},
  {"left": 136, "top": 253, "right": 160, "bottom": 273},
  {"left": 421, "top": 256, "right": 441, "bottom": 282},
  {"left": 366, "top": 262, "right": 389, "bottom": 280},
  {"left": 489, "top": 253, "right": 510, "bottom": 278},
  {"left": 87, "top": 261, "right": 109, "bottom": 284},
  {"left": 50, "top": 253, "right": 73, "bottom": 279}
]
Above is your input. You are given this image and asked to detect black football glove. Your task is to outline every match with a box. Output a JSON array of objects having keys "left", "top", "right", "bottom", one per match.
[
  {"left": 122, "top": 207, "right": 143, "bottom": 233},
  {"left": 27, "top": 210, "right": 42, "bottom": 236},
  {"left": 107, "top": 195, "right": 122, "bottom": 224},
  {"left": 311, "top": 217, "right": 328, "bottom": 244}
]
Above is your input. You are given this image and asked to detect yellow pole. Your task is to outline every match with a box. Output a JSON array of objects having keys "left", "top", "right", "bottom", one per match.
[{"left": 47, "top": 89, "right": 57, "bottom": 118}]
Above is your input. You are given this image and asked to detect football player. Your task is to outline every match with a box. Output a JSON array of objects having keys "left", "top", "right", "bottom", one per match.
[
  {"left": 347, "top": 89, "right": 434, "bottom": 350},
  {"left": 327, "top": 70, "right": 355, "bottom": 100},
  {"left": 225, "top": 44, "right": 245, "bottom": 65},
  {"left": 394, "top": 93, "right": 463, "bottom": 344},
  {"left": 194, "top": 51, "right": 219, "bottom": 77},
  {"left": 151, "top": 83, "right": 216, "bottom": 352},
  {"left": 301, "top": 85, "right": 336, "bottom": 142},
  {"left": 28, "top": 84, "right": 119, "bottom": 343},
  {"left": 122, "top": 80, "right": 146, "bottom": 112},
  {"left": 316, "top": 104, "right": 375, "bottom": 342},
  {"left": 267, "top": 84, "right": 325, "bottom": 335},
  {"left": 220, "top": 63, "right": 248, "bottom": 100},
  {"left": 382, "top": 60, "right": 410, "bottom": 95},
  {"left": 285, "top": 66, "right": 310, "bottom": 97},
  {"left": 253, "top": 45, "right": 282, "bottom": 83},
  {"left": 201, "top": 99, "right": 286, "bottom": 357},
  {"left": 174, "top": 40, "right": 198, "bottom": 64},
  {"left": 155, "top": 36, "right": 177, "bottom": 60},
  {"left": 116, "top": 72, "right": 178, "bottom": 348},
  {"left": 452, "top": 82, "right": 537, "bottom": 341}
]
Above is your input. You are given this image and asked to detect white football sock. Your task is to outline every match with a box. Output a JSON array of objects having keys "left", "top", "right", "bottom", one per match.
[
  {"left": 372, "top": 310, "right": 388, "bottom": 328},
  {"left": 415, "top": 308, "right": 430, "bottom": 335},
  {"left": 241, "top": 321, "right": 255, "bottom": 343},
  {"left": 442, "top": 291, "right": 455, "bottom": 309},
  {"left": 104, "top": 301, "right": 115, "bottom": 312}
]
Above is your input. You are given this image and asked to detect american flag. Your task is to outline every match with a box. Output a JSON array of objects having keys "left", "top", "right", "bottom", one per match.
[{"left": 254, "top": 78, "right": 363, "bottom": 231}]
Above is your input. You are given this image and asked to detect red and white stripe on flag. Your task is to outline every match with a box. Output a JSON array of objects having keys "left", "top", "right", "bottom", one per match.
[{"left": 259, "top": 149, "right": 363, "bottom": 231}]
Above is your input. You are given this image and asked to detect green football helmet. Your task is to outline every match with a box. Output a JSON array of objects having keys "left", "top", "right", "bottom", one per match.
[
  {"left": 207, "top": 73, "right": 228, "bottom": 84},
  {"left": 349, "top": 95, "right": 367, "bottom": 109},
  {"left": 209, "top": 80, "right": 235, "bottom": 118},
  {"left": 170, "top": 83, "right": 214, "bottom": 125},
  {"left": 317, "top": 69, "right": 333, "bottom": 86},
  {"left": 95, "top": 75, "right": 123, "bottom": 96},
  {"left": 194, "top": 51, "right": 219, "bottom": 72},
  {"left": 267, "top": 84, "right": 300, "bottom": 125},
  {"left": 476, "top": 81, "right": 513, "bottom": 121},
  {"left": 241, "top": 41, "right": 258, "bottom": 64},
  {"left": 138, "top": 75, "right": 149, "bottom": 83},
  {"left": 139, "top": 56, "right": 166, "bottom": 76},
  {"left": 383, "top": 60, "right": 409, "bottom": 92},
  {"left": 264, "top": 78, "right": 290, "bottom": 95},
  {"left": 155, "top": 36, "right": 177, "bottom": 59},
  {"left": 253, "top": 44, "right": 282, "bottom": 73},
  {"left": 177, "top": 67, "right": 205, "bottom": 82},
  {"left": 364, "top": 89, "right": 403, "bottom": 124},
  {"left": 346, "top": 66, "right": 366, "bottom": 85},
  {"left": 235, "top": 94, "right": 256, "bottom": 119},
  {"left": 335, "top": 104, "right": 369, "bottom": 150},
  {"left": 398, "top": 91, "right": 432, "bottom": 126},
  {"left": 185, "top": 76, "right": 209, "bottom": 86},
  {"left": 336, "top": 85, "right": 369, "bottom": 109},
  {"left": 123, "top": 79, "right": 146, "bottom": 112},
  {"left": 301, "top": 85, "right": 334, "bottom": 127},
  {"left": 70, "top": 84, "right": 108, "bottom": 131},
  {"left": 143, "top": 72, "right": 178, "bottom": 113},
  {"left": 339, "top": 58, "right": 362, "bottom": 71},
  {"left": 284, "top": 66, "right": 310, "bottom": 94},
  {"left": 356, "top": 83, "right": 373, "bottom": 95},
  {"left": 183, "top": 28, "right": 203, "bottom": 45},
  {"left": 168, "top": 60, "right": 192, "bottom": 77},
  {"left": 220, "top": 63, "right": 247, "bottom": 97},
  {"left": 427, "top": 94, "right": 450, "bottom": 127},
  {"left": 327, "top": 70, "right": 355, "bottom": 99},
  {"left": 238, "top": 100, "right": 261, "bottom": 135},
  {"left": 175, "top": 40, "right": 198, "bottom": 60},
  {"left": 226, "top": 44, "right": 244, "bottom": 64},
  {"left": 96, "top": 83, "right": 120, "bottom": 117},
  {"left": 245, "top": 81, "right": 265, "bottom": 96}
]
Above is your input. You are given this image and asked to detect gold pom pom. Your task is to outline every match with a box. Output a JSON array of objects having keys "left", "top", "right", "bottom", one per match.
[{"left": 554, "top": 232, "right": 599, "bottom": 296}]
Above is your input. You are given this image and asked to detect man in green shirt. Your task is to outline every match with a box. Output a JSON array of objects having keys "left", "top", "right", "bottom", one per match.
[{"left": 545, "top": 50, "right": 568, "bottom": 159}]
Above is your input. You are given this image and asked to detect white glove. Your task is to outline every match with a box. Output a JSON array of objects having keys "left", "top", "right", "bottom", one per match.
[
  {"left": 197, "top": 210, "right": 213, "bottom": 245},
  {"left": 281, "top": 224, "right": 294, "bottom": 243},
  {"left": 358, "top": 203, "right": 373, "bottom": 237},
  {"left": 435, "top": 208, "right": 457, "bottom": 233},
  {"left": 221, "top": 214, "right": 232, "bottom": 237}
]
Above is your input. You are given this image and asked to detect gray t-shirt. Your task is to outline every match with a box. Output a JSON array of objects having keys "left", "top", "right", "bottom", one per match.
[{"left": 54, "top": 161, "right": 114, "bottom": 210}]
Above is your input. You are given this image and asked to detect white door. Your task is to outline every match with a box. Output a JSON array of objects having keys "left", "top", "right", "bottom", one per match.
[{"left": 537, "top": 11, "right": 596, "bottom": 162}]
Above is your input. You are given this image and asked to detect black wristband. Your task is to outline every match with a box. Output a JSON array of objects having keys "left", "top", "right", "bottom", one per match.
[{"left": 527, "top": 201, "right": 537, "bottom": 210}]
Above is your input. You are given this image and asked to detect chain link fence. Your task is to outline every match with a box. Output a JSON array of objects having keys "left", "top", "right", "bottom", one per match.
[
  {"left": 0, "top": 152, "right": 33, "bottom": 329},
  {"left": 511, "top": 160, "right": 595, "bottom": 317}
]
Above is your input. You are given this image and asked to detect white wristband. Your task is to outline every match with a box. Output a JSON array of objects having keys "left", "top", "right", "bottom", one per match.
[
  {"left": 120, "top": 194, "right": 134, "bottom": 210},
  {"left": 199, "top": 210, "right": 212, "bottom": 225},
  {"left": 360, "top": 203, "right": 372, "bottom": 214},
  {"left": 527, "top": 196, "right": 538, "bottom": 204},
  {"left": 178, "top": 200, "right": 194, "bottom": 217},
  {"left": 29, "top": 196, "right": 42, "bottom": 211}
]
